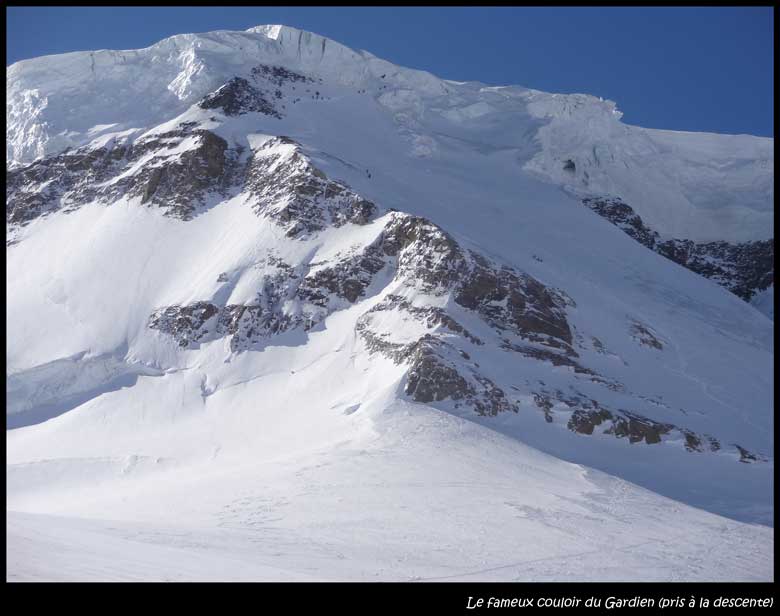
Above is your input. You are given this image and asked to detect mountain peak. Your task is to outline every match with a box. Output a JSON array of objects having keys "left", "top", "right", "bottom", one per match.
[
  {"left": 6, "top": 24, "right": 773, "bottom": 241},
  {"left": 6, "top": 19, "right": 774, "bottom": 581},
  {"left": 246, "top": 23, "right": 311, "bottom": 41}
]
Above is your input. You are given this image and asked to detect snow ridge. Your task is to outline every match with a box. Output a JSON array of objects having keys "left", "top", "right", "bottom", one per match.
[{"left": 6, "top": 25, "right": 774, "bottom": 581}]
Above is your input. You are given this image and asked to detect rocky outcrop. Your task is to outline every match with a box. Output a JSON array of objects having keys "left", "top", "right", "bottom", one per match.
[
  {"left": 405, "top": 339, "right": 516, "bottom": 416},
  {"left": 145, "top": 145, "right": 575, "bottom": 417},
  {"left": 251, "top": 64, "right": 314, "bottom": 87},
  {"left": 7, "top": 124, "right": 239, "bottom": 226},
  {"left": 349, "top": 216, "right": 579, "bottom": 416},
  {"left": 138, "top": 149, "right": 769, "bottom": 463},
  {"left": 367, "top": 295, "right": 484, "bottom": 346},
  {"left": 582, "top": 197, "right": 774, "bottom": 303},
  {"left": 379, "top": 215, "right": 466, "bottom": 292},
  {"left": 454, "top": 252, "right": 574, "bottom": 349},
  {"left": 148, "top": 302, "right": 221, "bottom": 348},
  {"left": 656, "top": 238, "right": 774, "bottom": 302},
  {"left": 7, "top": 140, "right": 130, "bottom": 226},
  {"left": 567, "top": 403, "right": 675, "bottom": 445},
  {"left": 127, "top": 129, "right": 234, "bottom": 218},
  {"left": 356, "top": 322, "right": 515, "bottom": 416},
  {"left": 582, "top": 197, "right": 657, "bottom": 249},
  {"left": 197, "top": 64, "right": 316, "bottom": 118},
  {"left": 6, "top": 64, "right": 328, "bottom": 231},
  {"left": 245, "top": 137, "right": 377, "bottom": 237},
  {"left": 13, "top": 118, "right": 761, "bottom": 462},
  {"left": 299, "top": 250, "right": 387, "bottom": 305},
  {"left": 198, "top": 77, "right": 281, "bottom": 118},
  {"left": 734, "top": 445, "right": 768, "bottom": 464},
  {"left": 149, "top": 300, "right": 294, "bottom": 352},
  {"left": 150, "top": 257, "right": 317, "bottom": 350},
  {"left": 629, "top": 320, "right": 664, "bottom": 350},
  {"left": 531, "top": 389, "right": 763, "bottom": 462}
]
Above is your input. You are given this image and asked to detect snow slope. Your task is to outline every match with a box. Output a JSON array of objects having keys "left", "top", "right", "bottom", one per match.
[
  {"left": 752, "top": 285, "right": 775, "bottom": 320},
  {"left": 6, "top": 25, "right": 774, "bottom": 581},
  {"left": 7, "top": 26, "right": 772, "bottom": 242}
]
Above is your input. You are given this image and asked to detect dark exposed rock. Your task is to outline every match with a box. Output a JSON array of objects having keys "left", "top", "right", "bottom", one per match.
[
  {"left": 608, "top": 410, "right": 674, "bottom": 444},
  {"left": 501, "top": 340, "right": 583, "bottom": 368},
  {"left": 470, "top": 375, "right": 515, "bottom": 415},
  {"left": 527, "top": 389, "right": 734, "bottom": 456},
  {"left": 734, "top": 444, "right": 767, "bottom": 464},
  {"left": 299, "top": 248, "right": 387, "bottom": 305},
  {"left": 125, "top": 130, "right": 232, "bottom": 219},
  {"left": 366, "top": 295, "right": 484, "bottom": 346},
  {"left": 568, "top": 405, "right": 616, "bottom": 436},
  {"left": 563, "top": 398, "right": 689, "bottom": 447},
  {"left": 533, "top": 393, "right": 554, "bottom": 423},
  {"left": 148, "top": 302, "right": 220, "bottom": 348},
  {"left": 355, "top": 323, "right": 413, "bottom": 364},
  {"left": 218, "top": 304, "right": 291, "bottom": 351},
  {"left": 348, "top": 213, "right": 578, "bottom": 416},
  {"left": 582, "top": 197, "right": 658, "bottom": 249},
  {"left": 149, "top": 300, "right": 289, "bottom": 352},
  {"left": 683, "top": 432, "right": 720, "bottom": 453},
  {"left": 82, "top": 132, "right": 759, "bottom": 463},
  {"left": 403, "top": 337, "right": 516, "bottom": 416},
  {"left": 7, "top": 125, "right": 237, "bottom": 225},
  {"left": 629, "top": 320, "right": 664, "bottom": 350},
  {"left": 198, "top": 77, "right": 281, "bottom": 118},
  {"left": 405, "top": 340, "right": 473, "bottom": 404},
  {"left": 582, "top": 196, "right": 773, "bottom": 303},
  {"left": 379, "top": 214, "right": 466, "bottom": 292},
  {"left": 244, "top": 137, "right": 378, "bottom": 237},
  {"left": 656, "top": 237, "right": 774, "bottom": 302},
  {"left": 376, "top": 235, "right": 574, "bottom": 355},
  {"left": 8, "top": 130, "right": 374, "bottom": 234},
  {"left": 7, "top": 141, "right": 131, "bottom": 226},
  {"left": 456, "top": 256, "right": 573, "bottom": 349},
  {"left": 251, "top": 64, "right": 314, "bottom": 87},
  {"left": 149, "top": 256, "right": 307, "bottom": 350}
]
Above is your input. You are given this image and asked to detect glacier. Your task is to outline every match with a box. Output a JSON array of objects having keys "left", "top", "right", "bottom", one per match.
[{"left": 6, "top": 25, "right": 774, "bottom": 581}]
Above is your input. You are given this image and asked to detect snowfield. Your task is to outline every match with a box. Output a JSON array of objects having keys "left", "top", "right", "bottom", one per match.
[
  {"left": 7, "top": 393, "right": 774, "bottom": 582},
  {"left": 6, "top": 24, "right": 774, "bottom": 582}
]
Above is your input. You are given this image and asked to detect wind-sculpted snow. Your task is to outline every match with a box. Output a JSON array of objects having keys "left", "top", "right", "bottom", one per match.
[
  {"left": 7, "top": 352, "right": 163, "bottom": 422},
  {"left": 525, "top": 107, "right": 772, "bottom": 244},
  {"left": 6, "top": 25, "right": 774, "bottom": 580},
  {"left": 583, "top": 197, "right": 774, "bottom": 308},
  {"left": 8, "top": 25, "right": 771, "bottom": 241}
]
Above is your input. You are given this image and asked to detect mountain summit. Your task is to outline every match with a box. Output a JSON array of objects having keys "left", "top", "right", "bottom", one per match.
[{"left": 6, "top": 25, "right": 774, "bottom": 581}]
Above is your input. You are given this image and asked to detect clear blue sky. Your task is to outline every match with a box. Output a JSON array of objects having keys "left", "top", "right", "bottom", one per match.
[{"left": 6, "top": 6, "right": 774, "bottom": 137}]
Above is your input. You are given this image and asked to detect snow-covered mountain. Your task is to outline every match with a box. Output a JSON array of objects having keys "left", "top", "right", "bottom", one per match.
[{"left": 6, "top": 25, "right": 774, "bottom": 581}]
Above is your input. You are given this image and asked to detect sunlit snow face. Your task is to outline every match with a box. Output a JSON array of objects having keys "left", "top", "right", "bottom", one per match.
[{"left": 5, "top": 24, "right": 773, "bottom": 583}]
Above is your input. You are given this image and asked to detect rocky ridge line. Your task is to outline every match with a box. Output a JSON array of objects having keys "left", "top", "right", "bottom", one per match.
[
  {"left": 582, "top": 197, "right": 774, "bottom": 303},
  {"left": 142, "top": 131, "right": 763, "bottom": 463},
  {"left": 6, "top": 72, "right": 767, "bottom": 463}
]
